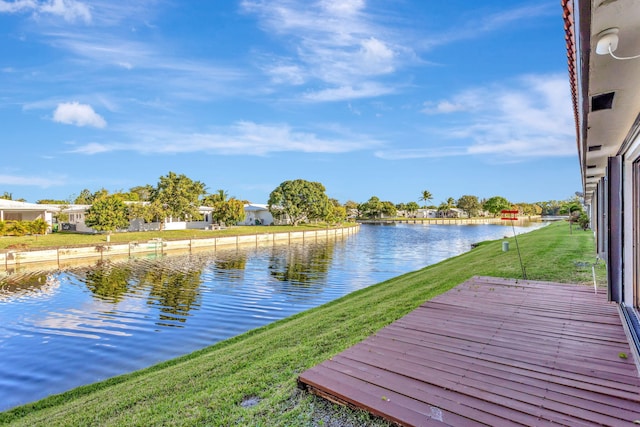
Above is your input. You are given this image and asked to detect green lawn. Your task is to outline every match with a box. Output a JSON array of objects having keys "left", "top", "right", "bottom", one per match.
[
  {"left": 0, "top": 223, "right": 355, "bottom": 250},
  {"left": 0, "top": 221, "right": 603, "bottom": 426}
]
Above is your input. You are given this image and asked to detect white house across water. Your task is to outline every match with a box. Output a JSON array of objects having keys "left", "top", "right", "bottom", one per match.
[
  {"left": 0, "top": 199, "right": 58, "bottom": 231},
  {"left": 0, "top": 200, "right": 277, "bottom": 233}
]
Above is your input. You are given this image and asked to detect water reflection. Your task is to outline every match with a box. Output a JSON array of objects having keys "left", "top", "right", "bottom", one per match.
[
  {"left": 75, "top": 255, "right": 212, "bottom": 327},
  {"left": 269, "top": 241, "right": 333, "bottom": 286},
  {"left": 212, "top": 250, "right": 248, "bottom": 281},
  {"left": 142, "top": 258, "right": 205, "bottom": 327},
  {"left": 82, "top": 260, "right": 132, "bottom": 303},
  {"left": 0, "top": 271, "right": 60, "bottom": 302}
]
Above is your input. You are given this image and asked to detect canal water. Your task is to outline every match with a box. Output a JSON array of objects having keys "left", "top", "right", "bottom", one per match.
[{"left": 0, "top": 222, "right": 545, "bottom": 411}]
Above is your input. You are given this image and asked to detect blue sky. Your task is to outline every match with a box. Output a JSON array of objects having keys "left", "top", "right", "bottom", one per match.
[{"left": 0, "top": 0, "right": 579, "bottom": 205}]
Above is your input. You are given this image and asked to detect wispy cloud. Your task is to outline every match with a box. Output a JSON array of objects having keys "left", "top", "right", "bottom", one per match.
[
  {"left": 0, "top": 0, "right": 35, "bottom": 14},
  {"left": 0, "top": 0, "right": 92, "bottom": 23},
  {"left": 241, "top": 1, "right": 554, "bottom": 103},
  {"left": 3, "top": 1, "right": 245, "bottom": 106},
  {"left": 263, "top": 62, "right": 306, "bottom": 85},
  {"left": 422, "top": 89, "right": 485, "bottom": 114},
  {"left": 53, "top": 101, "right": 106, "bottom": 127},
  {"left": 67, "top": 121, "right": 381, "bottom": 156},
  {"left": 241, "top": 0, "right": 411, "bottom": 101},
  {"left": 67, "top": 141, "right": 110, "bottom": 154},
  {"left": 40, "top": 0, "right": 91, "bottom": 23},
  {"left": 419, "top": 3, "right": 556, "bottom": 50},
  {"left": 32, "top": 28, "right": 248, "bottom": 102},
  {"left": 0, "top": 1, "right": 164, "bottom": 26},
  {"left": 46, "top": 33, "right": 155, "bottom": 69},
  {"left": 377, "top": 73, "right": 574, "bottom": 161},
  {"left": 0, "top": 173, "right": 66, "bottom": 187},
  {"left": 303, "top": 83, "right": 395, "bottom": 102}
]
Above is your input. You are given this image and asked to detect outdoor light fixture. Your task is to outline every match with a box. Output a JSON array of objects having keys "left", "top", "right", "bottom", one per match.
[
  {"left": 595, "top": 28, "right": 619, "bottom": 54},
  {"left": 595, "top": 27, "right": 640, "bottom": 60}
]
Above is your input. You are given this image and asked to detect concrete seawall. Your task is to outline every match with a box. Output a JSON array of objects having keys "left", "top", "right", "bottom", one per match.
[
  {"left": 0, "top": 225, "right": 360, "bottom": 273},
  {"left": 358, "top": 216, "right": 540, "bottom": 225}
]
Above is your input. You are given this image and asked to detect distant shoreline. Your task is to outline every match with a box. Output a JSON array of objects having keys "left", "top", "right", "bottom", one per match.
[
  {"left": 357, "top": 215, "right": 542, "bottom": 225},
  {"left": 0, "top": 225, "right": 360, "bottom": 274}
]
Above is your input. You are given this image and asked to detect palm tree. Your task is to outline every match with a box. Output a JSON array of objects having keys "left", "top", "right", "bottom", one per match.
[
  {"left": 419, "top": 190, "right": 433, "bottom": 208},
  {"left": 206, "top": 189, "right": 229, "bottom": 204},
  {"left": 446, "top": 197, "right": 455, "bottom": 209}
]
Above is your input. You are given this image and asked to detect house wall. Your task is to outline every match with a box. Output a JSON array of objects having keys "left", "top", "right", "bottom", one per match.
[
  {"left": 242, "top": 210, "right": 274, "bottom": 226},
  {"left": 75, "top": 222, "right": 98, "bottom": 233},
  {"left": 416, "top": 209, "right": 436, "bottom": 218},
  {"left": 1, "top": 211, "right": 46, "bottom": 222},
  {"left": 68, "top": 212, "right": 85, "bottom": 224},
  {"left": 128, "top": 219, "right": 161, "bottom": 232}
]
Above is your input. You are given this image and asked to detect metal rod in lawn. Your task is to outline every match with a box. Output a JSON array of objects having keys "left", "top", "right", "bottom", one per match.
[
  {"left": 511, "top": 219, "right": 527, "bottom": 280},
  {"left": 501, "top": 209, "right": 526, "bottom": 280}
]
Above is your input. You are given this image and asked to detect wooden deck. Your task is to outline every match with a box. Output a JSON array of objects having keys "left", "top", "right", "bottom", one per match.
[{"left": 298, "top": 276, "right": 640, "bottom": 426}]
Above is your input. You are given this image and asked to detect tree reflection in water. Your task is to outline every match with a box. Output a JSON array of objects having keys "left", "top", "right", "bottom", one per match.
[
  {"left": 72, "top": 254, "right": 211, "bottom": 327},
  {"left": 0, "top": 271, "right": 60, "bottom": 302},
  {"left": 141, "top": 256, "right": 207, "bottom": 327},
  {"left": 268, "top": 241, "right": 334, "bottom": 293},
  {"left": 82, "top": 260, "right": 132, "bottom": 303},
  {"left": 211, "top": 249, "right": 247, "bottom": 282}
]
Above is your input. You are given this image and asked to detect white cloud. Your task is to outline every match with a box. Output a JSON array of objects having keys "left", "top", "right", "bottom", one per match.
[
  {"left": 319, "top": 0, "right": 364, "bottom": 16},
  {"left": 242, "top": 0, "right": 410, "bottom": 100},
  {"left": 378, "top": 73, "right": 575, "bottom": 161},
  {"left": 48, "top": 35, "right": 153, "bottom": 70},
  {"left": 241, "top": 2, "right": 553, "bottom": 103},
  {"left": 420, "top": 4, "right": 556, "bottom": 50},
  {"left": 359, "top": 37, "right": 394, "bottom": 74},
  {"left": 39, "top": 0, "right": 91, "bottom": 23},
  {"left": 424, "top": 100, "right": 465, "bottom": 114},
  {"left": 422, "top": 90, "right": 485, "bottom": 114},
  {"left": 67, "top": 141, "right": 111, "bottom": 154},
  {"left": 0, "top": 0, "right": 36, "bottom": 13},
  {"left": 348, "top": 102, "right": 361, "bottom": 116},
  {"left": 0, "top": 173, "right": 65, "bottom": 188},
  {"left": 0, "top": 0, "right": 91, "bottom": 23},
  {"left": 39, "top": 31, "right": 246, "bottom": 98},
  {"left": 303, "top": 83, "right": 395, "bottom": 102},
  {"left": 265, "top": 63, "right": 306, "bottom": 85},
  {"left": 53, "top": 101, "right": 106, "bottom": 128},
  {"left": 68, "top": 121, "right": 381, "bottom": 156}
]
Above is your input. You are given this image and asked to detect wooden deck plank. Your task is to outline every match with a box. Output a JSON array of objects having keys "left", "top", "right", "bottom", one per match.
[
  {"left": 378, "top": 321, "right": 636, "bottom": 381},
  {"left": 305, "top": 360, "right": 544, "bottom": 426},
  {"left": 300, "top": 367, "right": 451, "bottom": 427},
  {"left": 334, "top": 345, "right": 639, "bottom": 425},
  {"left": 298, "top": 276, "right": 640, "bottom": 426},
  {"left": 355, "top": 337, "right": 640, "bottom": 411},
  {"left": 328, "top": 353, "right": 620, "bottom": 427},
  {"left": 376, "top": 325, "right": 638, "bottom": 386}
]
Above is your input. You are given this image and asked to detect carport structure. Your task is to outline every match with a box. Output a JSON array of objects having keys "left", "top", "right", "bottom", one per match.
[{"left": 0, "top": 199, "right": 58, "bottom": 226}]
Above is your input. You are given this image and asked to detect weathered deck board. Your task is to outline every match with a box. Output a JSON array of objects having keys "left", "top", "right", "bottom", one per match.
[{"left": 298, "top": 276, "right": 640, "bottom": 426}]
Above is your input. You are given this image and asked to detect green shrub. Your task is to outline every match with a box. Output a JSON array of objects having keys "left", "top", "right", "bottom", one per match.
[
  {"left": 8, "top": 221, "right": 28, "bottom": 236},
  {"left": 29, "top": 218, "right": 49, "bottom": 235}
]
